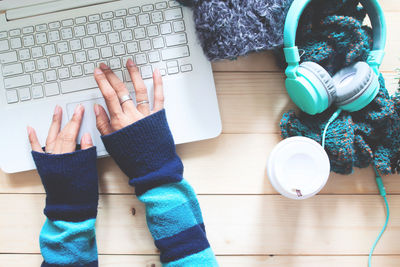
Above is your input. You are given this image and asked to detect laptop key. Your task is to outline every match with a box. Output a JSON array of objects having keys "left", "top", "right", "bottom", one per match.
[
  {"left": 61, "top": 76, "right": 98, "bottom": 94},
  {"left": 181, "top": 64, "right": 193, "bottom": 72},
  {"left": 115, "top": 9, "right": 127, "bottom": 17},
  {"left": 161, "top": 45, "right": 189, "bottom": 60},
  {"left": 142, "top": 4, "right": 154, "bottom": 12},
  {"left": 32, "top": 72, "right": 45, "bottom": 84},
  {"left": 164, "top": 8, "right": 183, "bottom": 21},
  {"left": 129, "top": 7, "right": 141, "bottom": 14},
  {"left": 10, "top": 38, "right": 22, "bottom": 49},
  {"left": 140, "top": 65, "right": 153, "bottom": 79},
  {"left": 88, "top": 14, "right": 100, "bottom": 22},
  {"left": 0, "top": 40, "right": 9, "bottom": 51},
  {"left": 3, "top": 63, "right": 23, "bottom": 77},
  {"left": 36, "top": 24, "right": 47, "bottom": 32},
  {"left": 19, "top": 87, "right": 31, "bottom": 101},
  {"left": 62, "top": 19, "right": 74, "bottom": 27},
  {"left": 6, "top": 90, "right": 18, "bottom": 103},
  {"left": 22, "top": 26, "right": 34, "bottom": 34},
  {"left": 155, "top": 2, "right": 168, "bottom": 10},
  {"left": 4, "top": 75, "right": 32, "bottom": 89},
  {"left": 49, "top": 21, "right": 61, "bottom": 29},
  {"left": 9, "top": 29, "right": 21, "bottom": 37},
  {"left": 24, "top": 61, "right": 36, "bottom": 72},
  {"left": 45, "top": 82, "right": 60, "bottom": 96},
  {"left": 0, "top": 51, "right": 18, "bottom": 64},
  {"left": 32, "top": 85, "right": 44, "bottom": 99},
  {"left": 165, "top": 33, "right": 187, "bottom": 47}
]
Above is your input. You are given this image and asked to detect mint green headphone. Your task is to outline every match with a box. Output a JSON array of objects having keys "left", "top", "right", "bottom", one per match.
[{"left": 283, "top": 0, "right": 387, "bottom": 115}]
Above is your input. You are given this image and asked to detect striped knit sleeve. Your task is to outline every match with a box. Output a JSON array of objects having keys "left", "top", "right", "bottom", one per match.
[
  {"left": 32, "top": 147, "right": 99, "bottom": 267},
  {"left": 101, "top": 109, "right": 218, "bottom": 266}
]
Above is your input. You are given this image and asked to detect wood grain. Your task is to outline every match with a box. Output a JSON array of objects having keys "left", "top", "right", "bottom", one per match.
[
  {"left": 1, "top": 194, "right": 399, "bottom": 255},
  {"left": 2, "top": 134, "right": 400, "bottom": 195},
  {"left": 2, "top": 255, "right": 400, "bottom": 267}
]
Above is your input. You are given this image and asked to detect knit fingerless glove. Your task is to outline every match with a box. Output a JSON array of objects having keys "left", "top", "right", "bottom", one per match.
[
  {"left": 32, "top": 147, "right": 99, "bottom": 221},
  {"left": 32, "top": 147, "right": 99, "bottom": 267},
  {"left": 101, "top": 109, "right": 218, "bottom": 266},
  {"left": 101, "top": 109, "right": 184, "bottom": 195}
]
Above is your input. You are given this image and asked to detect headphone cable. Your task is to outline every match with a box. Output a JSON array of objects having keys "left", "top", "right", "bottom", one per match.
[
  {"left": 321, "top": 109, "right": 342, "bottom": 149},
  {"left": 321, "top": 110, "right": 389, "bottom": 267},
  {"left": 369, "top": 167, "right": 389, "bottom": 267}
]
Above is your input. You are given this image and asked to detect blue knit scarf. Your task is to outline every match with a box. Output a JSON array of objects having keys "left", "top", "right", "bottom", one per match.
[{"left": 279, "top": 0, "right": 400, "bottom": 175}]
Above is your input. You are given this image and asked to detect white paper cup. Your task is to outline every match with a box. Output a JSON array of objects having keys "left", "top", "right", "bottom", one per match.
[{"left": 268, "top": 136, "right": 330, "bottom": 200}]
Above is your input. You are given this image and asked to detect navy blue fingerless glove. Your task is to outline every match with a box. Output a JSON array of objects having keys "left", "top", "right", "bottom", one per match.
[
  {"left": 32, "top": 147, "right": 99, "bottom": 221},
  {"left": 101, "top": 109, "right": 183, "bottom": 196}
]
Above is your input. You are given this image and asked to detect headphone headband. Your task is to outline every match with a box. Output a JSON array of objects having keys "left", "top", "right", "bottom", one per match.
[{"left": 283, "top": 0, "right": 386, "bottom": 71}]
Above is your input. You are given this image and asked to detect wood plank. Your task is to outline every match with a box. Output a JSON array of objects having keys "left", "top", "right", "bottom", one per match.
[
  {"left": 2, "top": 134, "right": 400, "bottom": 194},
  {"left": 2, "top": 255, "right": 400, "bottom": 267},
  {"left": 216, "top": 72, "right": 397, "bottom": 134},
  {"left": 1, "top": 195, "right": 400, "bottom": 255},
  {"left": 212, "top": 13, "right": 400, "bottom": 73}
]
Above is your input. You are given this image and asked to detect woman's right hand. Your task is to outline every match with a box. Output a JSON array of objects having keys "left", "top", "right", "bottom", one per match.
[
  {"left": 28, "top": 104, "right": 93, "bottom": 155},
  {"left": 93, "top": 59, "right": 164, "bottom": 136}
]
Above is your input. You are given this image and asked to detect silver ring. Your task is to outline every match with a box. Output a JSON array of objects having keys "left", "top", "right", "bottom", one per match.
[
  {"left": 119, "top": 94, "right": 133, "bottom": 105},
  {"left": 45, "top": 151, "right": 53, "bottom": 155},
  {"left": 137, "top": 100, "right": 150, "bottom": 106}
]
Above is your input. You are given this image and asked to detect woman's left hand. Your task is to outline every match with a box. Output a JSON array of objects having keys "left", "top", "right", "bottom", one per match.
[{"left": 27, "top": 104, "right": 93, "bottom": 154}]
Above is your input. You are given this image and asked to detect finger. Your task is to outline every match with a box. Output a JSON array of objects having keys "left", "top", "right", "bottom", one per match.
[
  {"left": 45, "top": 105, "right": 62, "bottom": 153},
  {"left": 94, "top": 68, "right": 123, "bottom": 118},
  {"left": 94, "top": 104, "right": 113, "bottom": 136},
  {"left": 53, "top": 104, "right": 84, "bottom": 154},
  {"left": 99, "top": 63, "right": 137, "bottom": 116},
  {"left": 80, "top": 133, "right": 93, "bottom": 150},
  {"left": 126, "top": 59, "right": 150, "bottom": 115},
  {"left": 152, "top": 68, "right": 164, "bottom": 113},
  {"left": 27, "top": 126, "right": 43, "bottom": 153}
]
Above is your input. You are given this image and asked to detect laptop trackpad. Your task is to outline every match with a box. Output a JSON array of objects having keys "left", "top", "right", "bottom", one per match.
[{"left": 66, "top": 98, "right": 109, "bottom": 154}]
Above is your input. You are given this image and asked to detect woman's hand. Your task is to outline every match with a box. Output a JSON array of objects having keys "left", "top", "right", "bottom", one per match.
[
  {"left": 93, "top": 59, "right": 164, "bottom": 136},
  {"left": 27, "top": 104, "right": 93, "bottom": 154}
]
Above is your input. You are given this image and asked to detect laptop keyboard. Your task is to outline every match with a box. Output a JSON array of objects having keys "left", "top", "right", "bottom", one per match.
[{"left": 1, "top": 1, "right": 193, "bottom": 104}]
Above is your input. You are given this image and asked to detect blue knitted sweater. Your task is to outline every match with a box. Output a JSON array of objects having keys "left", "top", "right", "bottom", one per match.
[{"left": 32, "top": 110, "right": 218, "bottom": 266}]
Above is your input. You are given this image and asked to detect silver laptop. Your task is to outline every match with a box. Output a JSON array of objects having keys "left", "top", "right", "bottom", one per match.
[{"left": 0, "top": 0, "right": 221, "bottom": 173}]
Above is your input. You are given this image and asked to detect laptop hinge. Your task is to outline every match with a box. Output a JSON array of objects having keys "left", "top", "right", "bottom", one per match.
[{"left": 6, "top": 0, "right": 119, "bottom": 21}]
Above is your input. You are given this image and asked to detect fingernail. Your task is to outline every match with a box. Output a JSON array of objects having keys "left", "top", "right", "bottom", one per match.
[
  {"left": 54, "top": 105, "right": 60, "bottom": 115},
  {"left": 94, "top": 68, "right": 103, "bottom": 75},
  {"left": 27, "top": 126, "right": 32, "bottom": 135},
  {"left": 94, "top": 104, "right": 100, "bottom": 116},
  {"left": 83, "top": 133, "right": 92, "bottom": 144},
  {"left": 100, "top": 63, "right": 109, "bottom": 70},
  {"left": 127, "top": 59, "right": 135, "bottom": 67},
  {"left": 154, "top": 68, "right": 160, "bottom": 76}
]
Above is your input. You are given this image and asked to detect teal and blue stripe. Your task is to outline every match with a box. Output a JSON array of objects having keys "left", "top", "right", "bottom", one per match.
[
  {"left": 101, "top": 109, "right": 218, "bottom": 266},
  {"left": 32, "top": 148, "right": 99, "bottom": 267},
  {"left": 138, "top": 179, "right": 217, "bottom": 266}
]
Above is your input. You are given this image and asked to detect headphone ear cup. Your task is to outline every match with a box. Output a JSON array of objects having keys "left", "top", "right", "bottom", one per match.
[
  {"left": 297, "top": 61, "right": 337, "bottom": 107},
  {"left": 333, "top": 62, "right": 378, "bottom": 108}
]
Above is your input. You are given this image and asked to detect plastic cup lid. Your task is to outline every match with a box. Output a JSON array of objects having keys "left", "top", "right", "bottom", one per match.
[{"left": 268, "top": 136, "right": 330, "bottom": 200}]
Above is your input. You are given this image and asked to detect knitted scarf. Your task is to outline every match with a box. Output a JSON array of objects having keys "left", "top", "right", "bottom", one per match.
[
  {"left": 279, "top": 0, "right": 400, "bottom": 175},
  {"left": 177, "top": 0, "right": 294, "bottom": 61}
]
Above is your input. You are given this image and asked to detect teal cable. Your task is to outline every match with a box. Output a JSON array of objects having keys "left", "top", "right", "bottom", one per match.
[
  {"left": 322, "top": 109, "right": 342, "bottom": 148},
  {"left": 368, "top": 168, "right": 390, "bottom": 267}
]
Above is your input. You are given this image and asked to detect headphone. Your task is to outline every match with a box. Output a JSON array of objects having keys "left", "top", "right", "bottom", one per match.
[{"left": 283, "top": 0, "right": 387, "bottom": 115}]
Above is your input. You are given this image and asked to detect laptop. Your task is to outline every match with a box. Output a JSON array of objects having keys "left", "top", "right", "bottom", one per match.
[{"left": 0, "top": 0, "right": 222, "bottom": 173}]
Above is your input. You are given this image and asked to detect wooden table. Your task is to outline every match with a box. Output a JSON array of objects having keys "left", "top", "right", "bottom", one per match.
[{"left": 1, "top": 1, "right": 400, "bottom": 266}]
